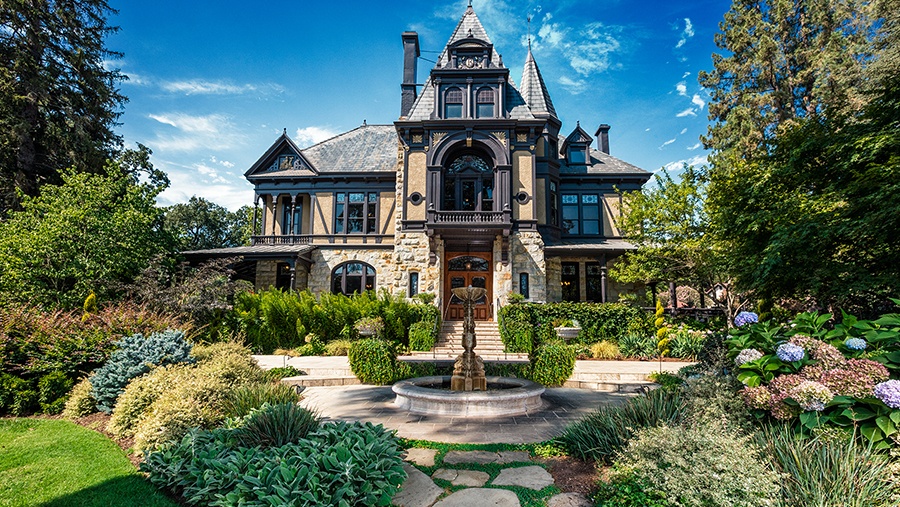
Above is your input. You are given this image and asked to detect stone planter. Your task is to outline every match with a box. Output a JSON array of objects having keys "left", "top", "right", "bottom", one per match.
[{"left": 554, "top": 327, "right": 581, "bottom": 341}]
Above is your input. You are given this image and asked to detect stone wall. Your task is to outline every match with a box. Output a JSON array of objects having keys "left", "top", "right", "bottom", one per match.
[
  {"left": 510, "top": 231, "right": 546, "bottom": 302},
  {"left": 545, "top": 257, "right": 562, "bottom": 302},
  {"left": 255, "top": 260, "right": 278, "bottom": 290},
  {"left": 393, "top": 232, "right": 440, "bottom": 298},
  {"left": 306, "top": 248, "right": 397, "bottom": 295}
]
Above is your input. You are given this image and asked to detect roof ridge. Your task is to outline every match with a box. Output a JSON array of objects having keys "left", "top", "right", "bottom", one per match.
[{"left": 300, "top": 124, "right": 394, "bottom": 151}]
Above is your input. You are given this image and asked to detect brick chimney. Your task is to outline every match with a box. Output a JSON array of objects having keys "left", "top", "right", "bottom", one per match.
[
  {"left": 595, "top": 124, "right": 610, "bottom": 154},
  {"left": 400, "top": 32, "right": 420, "bottom": 118}
]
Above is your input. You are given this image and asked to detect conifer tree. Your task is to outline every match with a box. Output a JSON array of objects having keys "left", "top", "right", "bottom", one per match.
[{"left": 0, "top": 0, "right": 126, "bottom": 211}]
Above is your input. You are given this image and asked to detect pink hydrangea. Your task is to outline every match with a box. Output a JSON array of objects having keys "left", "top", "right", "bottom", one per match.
[
  {"left": 819, "top": 368, "right": 876, "bottom": 398},
  {"left": 789, "top": 335, "right": 845, "bottom": 369},
  {"left": 740, "top": 386, "right": 772, "bottom": 410},
  {"left": 768, "top": 374, "right": 805, "bottom": 420},
  {"left": 844, "top": 359, "right": 890, "bottom": 384}
]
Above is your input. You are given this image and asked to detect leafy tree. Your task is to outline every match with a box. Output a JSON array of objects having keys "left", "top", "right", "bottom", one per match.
[
  {"left": 0, "top": 0, "right": 126, "bottom": 210},
  {"left": 703, "top": 0, "right": 900, "bottom": 313},
  {"left": 165, "top": 197, "right": 249, "bottom": 251},
  {"left": 0, "top": 158, "right": 174, "bottom": 309},
  {"left": 612, "top": 166, "right": 746, "bottom": 322}
]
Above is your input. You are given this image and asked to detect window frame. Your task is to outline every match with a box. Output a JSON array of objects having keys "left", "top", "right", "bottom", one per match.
[
  {"left": 331, "top": 261, "right": 376, "bottom": 295},
  {"left": 560, "top": 192, "right": 602, "bottom": 236},
  {"left": 280, "top": 198, "right": 302, "bottom": 235},
  {"left": 334, "top": 192, "right": 378, "bottom": 235},
  {"left": 475, "top": 86, "right": 494, "bottom": 118},
  {"left": 444, "top": 87, "right": 463, "bottom": 119}
]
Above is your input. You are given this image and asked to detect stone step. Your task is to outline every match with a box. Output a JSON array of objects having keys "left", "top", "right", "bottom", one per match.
[
  {"left": 562, "top": 379, "right": 655, "bottom": 393},
  {"left": 298, "top": 367, "right": 354, "bottom": 377},
  {"left": 569, "top": 371, "right": 651, "bottom": 382},
  {"left": 281, "top": 375, "right": 360, "bottom": 388}
]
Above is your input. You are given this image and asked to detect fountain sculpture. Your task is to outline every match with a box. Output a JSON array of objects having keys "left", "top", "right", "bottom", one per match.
[
  {"left": 450, "top": 286, "right": 487, "bottom": 391},
  {"left": 392, "top": 286, "right": 545, "bottom": 417}
]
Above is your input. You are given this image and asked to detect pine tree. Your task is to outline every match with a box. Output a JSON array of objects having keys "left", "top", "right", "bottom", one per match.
[{"left": 0, "top": 0, "right": 126, "bottom": 211}]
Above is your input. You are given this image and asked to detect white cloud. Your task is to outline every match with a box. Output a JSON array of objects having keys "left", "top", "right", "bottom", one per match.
[
  {"left": 645, "top": 128, "right": 651, "bottom": 132},
  {"left": 154, "top": 157, "right": 254, "bottom": 211},
  {"left": 659, "top": 138, "right": 676, "bottom": 149},
  {"left": 147, "top": 112, "right": 243, "bottom": 152},
  {"left": 159, "top": 79, "right": 283, "bottom": 96},
  {"left": 662, "top": 154, "right": 708, "bottom": 173},
  {"left": 530, "top": 17, "right": 626, "bottom": 76},
  {"left": 676, "top": 81, "right": 687, "bottom": 96},
  {"left": 688, "top": 142, "right": 702, "bottom": 150},
  {"left": 682, "top": 71, "right": 691, "bottom": 79},
  {"left": 676, "top": 108, "right": 697, "bottom": 117},
  {"left": 558, "top": 76, "right": 587, "bottom": 94},
  {"left": 680, "top": 128, "right": 688, "bottom": 135},
  {"left": 675, "top": 18, "right": 694, "bottom": 48},
  {"left": 294, "top": 126, "right": 340, "bottom": 148},
  {"left": 691, "top": 93, "right": 706, "bottom": 109}
]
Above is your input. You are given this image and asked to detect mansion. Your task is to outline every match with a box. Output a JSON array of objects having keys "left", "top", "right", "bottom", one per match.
[{"left": 189, "top": 5, "right": 651, "bottom": 321}]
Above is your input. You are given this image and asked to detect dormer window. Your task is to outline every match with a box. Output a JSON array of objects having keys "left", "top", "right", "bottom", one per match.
[
  {"left": 444, "top": 87, "right": 463, "bottom": 118},
  {"left": 476, "top": 87, "right": 494, "bottom": 118},
  {"left": 568, "top": 148, "right": 586, "bottom": 164}
]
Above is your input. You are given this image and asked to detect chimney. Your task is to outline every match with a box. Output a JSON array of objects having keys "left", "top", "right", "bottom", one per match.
[
  {"left": 400, "top": 32, "right": 420, "bottom": 118},
  {"left": 595, "top": 124, "right": 610, "bottom": 154}
]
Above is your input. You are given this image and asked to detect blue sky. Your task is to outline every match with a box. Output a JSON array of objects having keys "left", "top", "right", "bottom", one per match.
[{"left": 108, "top": 0, "right": 732, "bottom": 210}]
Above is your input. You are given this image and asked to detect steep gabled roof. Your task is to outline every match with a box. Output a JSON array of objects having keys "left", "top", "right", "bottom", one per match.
[
  {"left": 560, "top": 123, "right": 594, "bottom": 153},
  {"left": 520, "top": 48, "right": 557, "bottom": 119},
  {"left": 245, "top": 131, "right": 317, "bottom": 178},
  {"left": 436, "top": 5, "right": 503, "bottom": 69},
  {"left": 560, "top": 149, "right": 651, "bottom": 177}
]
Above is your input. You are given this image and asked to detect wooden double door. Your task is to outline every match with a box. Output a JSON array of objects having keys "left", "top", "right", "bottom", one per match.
[{"left": 444, "top": 253, "right": 492, "bottom": 320}]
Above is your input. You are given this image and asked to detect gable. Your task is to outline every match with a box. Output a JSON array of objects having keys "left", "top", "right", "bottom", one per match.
[{"left": 245, "top": 134, "right": 317, "bottom": 179}]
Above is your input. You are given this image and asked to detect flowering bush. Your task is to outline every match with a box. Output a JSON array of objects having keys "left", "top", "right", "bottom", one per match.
[
  {"left": 726, "top": 308, "right": 900, "bottom": 449},
  {"left": 734, "top": 311, "right": 759, "bottom": 327}
]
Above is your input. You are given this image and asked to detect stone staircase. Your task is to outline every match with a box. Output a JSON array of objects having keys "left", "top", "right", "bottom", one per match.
[{"left": 409, "top": 320, "right": 529, "bottom": 360}]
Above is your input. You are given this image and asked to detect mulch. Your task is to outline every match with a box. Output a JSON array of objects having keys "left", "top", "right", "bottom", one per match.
[{"left": 537, "top": 455, "right": 601, "bottom": 496}]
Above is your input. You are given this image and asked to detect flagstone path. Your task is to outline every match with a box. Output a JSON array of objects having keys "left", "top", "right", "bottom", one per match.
[{"left": 392, "top": 449, "right": 592, "bottom": 507}]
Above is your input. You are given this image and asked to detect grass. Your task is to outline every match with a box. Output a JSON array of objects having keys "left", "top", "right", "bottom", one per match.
[
  {"left": 399, "top": 439, "right": 563, "bottom": 507},
  {"left": 0, "top": 418, "right": 177, "bottom": 507}
]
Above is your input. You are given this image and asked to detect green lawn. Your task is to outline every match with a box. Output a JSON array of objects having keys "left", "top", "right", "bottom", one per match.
[{"left": 0, "top": 418, "right": 177, "bottom": 507}]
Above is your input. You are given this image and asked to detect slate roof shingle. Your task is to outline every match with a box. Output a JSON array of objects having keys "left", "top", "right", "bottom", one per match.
[
  {"left": 300, "top": 125, "right": 398, "bottom": 173},
  {"left": 560, "top": 149, "right": 651, "bottom": 176}
]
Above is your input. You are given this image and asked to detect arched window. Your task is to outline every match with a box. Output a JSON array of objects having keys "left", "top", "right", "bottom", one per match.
[
  {"left": 444, "top": 87, "right": 463, "bottom": 118},
  {"left": 331, "top": 262, "right": 376, "bottom": 295},
  {"left": 443, "top": 153, "right": 494, "bottom": 211},
  {"left": 475, "top": 87, "right": 494, "bottom": 118}
]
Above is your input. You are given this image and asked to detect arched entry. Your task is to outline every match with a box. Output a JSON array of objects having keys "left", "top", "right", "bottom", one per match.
[
  {"left": 442, "top": 153, "right": 494, "bottom": 212},
  {"left": 445, "top": 253, "right": 492, "bottom": 320}
]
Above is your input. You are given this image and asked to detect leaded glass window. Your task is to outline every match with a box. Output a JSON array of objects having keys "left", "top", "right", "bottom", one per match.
[
  {"left": 445, "top": 87, "right": 463, "bottom": 118},
  {"left": 334, "top": 192, "right": 378, "bottom": 234},
  {"left": 476, "top": 87, "right": 494, "bottom": 118},
  {"left": 332, "top": 262, "right": 376, "bottom": 295}
]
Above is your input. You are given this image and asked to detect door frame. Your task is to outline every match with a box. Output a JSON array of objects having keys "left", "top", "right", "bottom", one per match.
[{"left": 444, "top": 252, "right": 493, "bottom": 321}]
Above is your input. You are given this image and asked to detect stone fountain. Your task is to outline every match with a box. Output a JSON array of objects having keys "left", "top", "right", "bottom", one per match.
[{"left": 392, "top": 286, "right": 544, "bottom": 417}]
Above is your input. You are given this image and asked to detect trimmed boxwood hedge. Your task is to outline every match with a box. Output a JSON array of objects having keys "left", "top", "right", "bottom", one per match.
[{"left": 499, "top": 302, "right": 653, "bottom": 351}]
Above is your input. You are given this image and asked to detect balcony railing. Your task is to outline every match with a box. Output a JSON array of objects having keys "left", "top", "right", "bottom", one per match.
[
  {"left": 431, "top": 210, "right": 508, "bottom": 224},
  {"left": 251, "top": 234, "right": 392, "bottom": 246}
]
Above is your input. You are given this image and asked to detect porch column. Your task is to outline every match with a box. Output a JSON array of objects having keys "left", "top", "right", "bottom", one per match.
[
  {"left": 289, "top": 259, "right": 296, "bottom": 291},
  {"left": 252, "top": 195, "right": 260, "bottom": 237},
  {"left": 289, "top": 194, "right": 298, "bottom": 238},
  {"left": 601, "top": 265, "right": 608, "bottom": 303}
]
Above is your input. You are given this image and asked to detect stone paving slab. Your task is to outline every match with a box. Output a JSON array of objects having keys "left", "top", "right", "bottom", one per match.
[
  {"left": 491, "top": 465, "right": 555, "bottom": 490},
  {"left": 442, "top": 450, "right": 531, "bottom": 465},
  {"left": 392, "top": 463, "right": 443, "bottom": 507},
  {"left": 432, "top": 468, "right": 489, "bottom": 487},
  {"left": 547, "top": 492, "right": 592, "bottom": 507},
  {"left": 432, "top": 488, "right": 520, "bottom": 507},
  {"left": 403, "top": 448, "right": 439, "bottom": 467}
]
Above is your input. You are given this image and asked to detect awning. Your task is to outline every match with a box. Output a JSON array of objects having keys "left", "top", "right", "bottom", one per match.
[{"left": 543, "top": 238, "right": 637, "bottom": 257}]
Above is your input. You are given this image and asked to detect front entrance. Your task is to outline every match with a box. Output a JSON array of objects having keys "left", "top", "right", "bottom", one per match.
[{"left": 444, "top": 253, "right": 492, "bottom": 320}]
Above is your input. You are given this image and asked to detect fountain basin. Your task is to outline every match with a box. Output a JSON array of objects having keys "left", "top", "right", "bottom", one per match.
[{"left": 392, "top": 376, "right": 545, "bottom": 417}]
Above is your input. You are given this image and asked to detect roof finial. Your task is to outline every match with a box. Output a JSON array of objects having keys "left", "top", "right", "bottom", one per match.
[
  {"left": 283, "top": 128, "right": 287, "bottom": 135},
  {"left": 468, "top": 0, "right": 473, "bottom": 7},
  {"left": 527, "top": 14, "right": 532, "bottom": 51},
  {"left": 363, "top": 119, "right": 367, "bottom": 126}
]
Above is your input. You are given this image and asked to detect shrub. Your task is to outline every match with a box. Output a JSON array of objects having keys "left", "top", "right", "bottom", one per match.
[
  {"left": 756, "top": 424, "right": 898, "bottom": 507},
  {"left": 90, "top": 330, "right": 194, "bottom": 413},
  {"left": 236, "top": 402, "right": 320, "bottom": 448},
  {"left": 613, "top": 424, "right": 781, "bottom": 507},
  {"left": 668, "top": 327, "right": 708, "bottom": 360},
  {"left": 591, "top": 340, "right": 621, "bottom": 359},
  {"left": 0, "top": 372, "right": 37, "bottom": 415},
  {"left": 681, "top": 374, "right": 753, "bottom": 433},
  {"left": 324, "top": 338, "right": 353, "bottom": 356},
  {"left": 222, "top": 382, "right": 301, "bottom": 418},
  {"left": 108, "top": 364, "right": 189, "bottom": 438},
  {"left": 557, "top": 388, "right": 685, "bottom": 462},
  {"left": 62, "top": 377, "right": 97, "bottom": 418},
  {"left": 501, "top": 319, "right": 534, "bottom": 353},
  {"left": 498, "top": 302, "right": 653, "bottom": 348},
  {"left": 348, "top": 338, "right": 403, "bottom": 385},
  {"left": 529, "top": 340, "right": 575, "bottom": 386},
  {"left": 37, "top": 370, "right": 74, "bottom": 414},
  {"left": 594, "top": 469, "right": 672, "bottom": 507},
  {"left": 262, "top": 365, "right": 305, "bottom": 381},
  {"left": 355, "top": 316, "right": 385, "bottom": 337},
  {"left": 142, "top": 421, "right": 406, "bottom": 507},
  {"left": 647, "top": 371, "right": 683, "bottom": 393},
  {"left": 618, "top": 333, "right": 656, "bottom": 359},
  {"left": 408, "top": 321, "right": 435, "bottom": 351}
]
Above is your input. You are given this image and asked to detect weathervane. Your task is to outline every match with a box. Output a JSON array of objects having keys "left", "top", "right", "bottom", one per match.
[{"left": 527, "top": 14, "right": 532, "bottom": 50}]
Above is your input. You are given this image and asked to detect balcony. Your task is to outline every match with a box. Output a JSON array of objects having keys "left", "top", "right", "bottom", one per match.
[
  {"left": 251, "top": 234, "right": 391, "bottom": 246},
  {"left": 432, "top": 210, "right": 507, "bottom": 224}
]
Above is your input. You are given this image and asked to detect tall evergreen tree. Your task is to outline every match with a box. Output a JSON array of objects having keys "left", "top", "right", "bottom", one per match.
[{"left": 0, "top": 0, "right": 126, "bottom": 211}]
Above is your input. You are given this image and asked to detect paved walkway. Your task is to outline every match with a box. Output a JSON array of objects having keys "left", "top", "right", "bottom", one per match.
[{"left": 299, "top": 384, "right": 631, "bottom": 443}]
